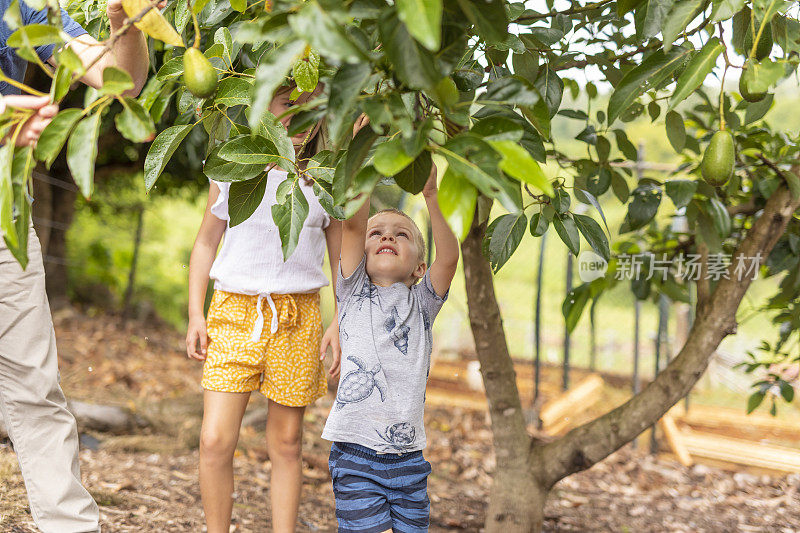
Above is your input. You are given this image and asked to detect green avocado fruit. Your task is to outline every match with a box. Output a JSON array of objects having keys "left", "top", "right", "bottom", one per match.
[
  {"left": 701, "top": 130, "right": 736, "bottom": 187},
  {"left": 183, "top": 48, "right": 218, "bottom": 99},
  {"left": 743, "top": 22, "right": 773, "bottom": 61},
  {"left": 739, "top": 64, "right": 767, "bottom": 102}
]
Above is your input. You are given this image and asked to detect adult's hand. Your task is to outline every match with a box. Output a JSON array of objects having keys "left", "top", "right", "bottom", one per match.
[{"left": 1, "top": 95, "right": 58, "bottom": 147}]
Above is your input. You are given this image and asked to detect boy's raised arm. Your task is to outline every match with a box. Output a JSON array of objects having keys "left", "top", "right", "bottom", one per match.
[
  {"left": 423, "top": 165, "right": 459, "bottom": 298},
  {"left": 340, "top": 114, "right": 372, "bottom": 278}
]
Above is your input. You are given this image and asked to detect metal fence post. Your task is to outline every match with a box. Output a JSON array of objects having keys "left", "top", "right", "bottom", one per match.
[
  {"left": 563, "top": 251, "right": 573, "bottom": 392},
  {"left": 534, "top": 233, "right": 547, "bottom": 406}
]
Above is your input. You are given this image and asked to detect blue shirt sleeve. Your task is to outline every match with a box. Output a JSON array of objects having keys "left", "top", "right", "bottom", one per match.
[{"left": 21, "top": 4, "right": 87, "bottom": 62}]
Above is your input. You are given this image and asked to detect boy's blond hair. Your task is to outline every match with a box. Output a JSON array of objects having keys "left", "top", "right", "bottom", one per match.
[{"left": 368, "top": 208, "right": 427, "bottom": 264}]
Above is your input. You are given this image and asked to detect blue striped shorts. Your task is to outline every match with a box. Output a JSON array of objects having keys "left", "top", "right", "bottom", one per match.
[{"left": 329, "top": 442, "right": 431, "bottom": 533}]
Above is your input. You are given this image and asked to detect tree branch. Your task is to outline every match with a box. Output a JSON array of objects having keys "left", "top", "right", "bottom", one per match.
[
  {"left": 536, "top": 182, "right": 800, "bottom": 489},
  {"left": 515, "top": 0, "right": 614, "bottom": 24}
]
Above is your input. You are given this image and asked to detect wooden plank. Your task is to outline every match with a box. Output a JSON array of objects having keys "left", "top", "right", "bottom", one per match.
[
  {"left": 659, "top": 414, "right": 693, "bottom": 467},
  {"left": 670, "top": 404, "right": 800, "bottom": 436},
  {"left": 424, "top": 388, "right": 486, "bottom": 411},
  {"left": 681, "top": 430, "right": 800, "bottom": 473},
  {"left": 541, "top": 374, "right": 604, "bottom": 431}
]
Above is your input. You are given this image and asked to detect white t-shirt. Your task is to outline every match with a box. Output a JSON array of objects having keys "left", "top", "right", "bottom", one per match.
[{"left": 208, "top": 169, "right": 331, "bottom": 297}]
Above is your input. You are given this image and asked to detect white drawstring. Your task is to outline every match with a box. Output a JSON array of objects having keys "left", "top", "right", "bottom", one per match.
[{"left": 249, "top": 293, "right": 280, "bottom": 343}]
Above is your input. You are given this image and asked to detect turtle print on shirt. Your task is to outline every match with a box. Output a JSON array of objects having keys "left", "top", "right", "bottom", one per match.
[{"left": 334, "top": 355, "right": 386, "bottom": 410}]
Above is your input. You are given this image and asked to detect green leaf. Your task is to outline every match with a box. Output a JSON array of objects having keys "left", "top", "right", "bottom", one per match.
[
  {"left": 711, "top": 0, "right": 746, "bottom": 23},
  {"left": 439, "top": 134, "right": 520, "bottom": 213},
  {"left": 642, "top": 0, "right": 676, "bottom": 39},
  {"left": 521, "top": 99, "right": 551, "bottom": 140},
  {"left": 217, "top": 135, "right": 281, "bottom": 166},
  {"left": 665, "top": 110, "right": 686, "bottom": 152},
  {"left": 339, "top": 127, "right": 379, "bottom": 201},
  {"left": 618, "top": 0, "right": 645, "bottom": 16},
  {"left": 578, "top": 189, "right": 610, "bottom": 235},
  {"left": 456, "top": 0, "right": 508, "bottom": 45},
  {"left": 488, "top": 212, "right": 526, "bottom": 272},
  {"left": 7, "top": 23, "right": 62, "bottom": 47},
  {"left": 99, "top": 66, "right": 134, "bottom": 96},
  {"left": 706, "top": 197, "right": 732, "bottom": 238},
  {"left": 669, "top": 39, "right": 725, "bottom": 110},
  {"left": 608, "top": 48, "right": 690, "bottom": 125},
  {"left": 574, "top": 213, "right": 610, "bottom": 261},
  {"left": 49, "top": 64, "right": 71, "bottom": 102},
  {"left": 529, "top": 211, "right": 548, "bottom": 236},
  {"left": 327, "top": 62, "right": 372, "bottom": 146},
  {"left": 379, "top": 11, "right": 442, "bottom": 90},
  {"left": 3, "top": 147, "right": 32, "bottom": 267},
  {"left": 230, "top": 0, "right": 245, "bottom": 12},
  {"left": 66, "top": 113, "right": 102, "bottom": 199},
  {"left": 229, "top": 174, "right": 268, "bottom": 227},
  {"left": 373, "top": 138, "right": 414, "bottom": 176},
  {"left": 665, "top": 179, "right": 697, "bottom": 208},
  {"left": 396, "top": 0, "right": 442, "bottom": 51},
  {"left": 611, "top": 170, "right": 630, "bottom": 203},
  {"left": 144, "top": 124, "right": 193, "bottom": 191},
  {"left": 744, "top": 93, "right": 774, "bottom": 124},
  {"left": 563, "top": 283, "right": 591, "bottom": 333},
  {"left": 480, "top": 76, "right": 540, "bottom": 107},
  {"left": 271, "top": 181, "right": 310, "bottom": 260},
  {"left": 552, "top": 188, "right": 570, "bottom": 214},
  {"left": 627, "top": 183, "right": 662, "bottom": 229},
  {"left": 553, "top": 214, "right": 580, "bottom": 256},
  {"left": 292, "top": 57, "right": 319, "bottom": 93},
  {"left": 662, "top": 0, "right": 704, "bottom": 50},
  {"left": 53, "top": 45, "right": 84, "bottom": 77},
  {"left": 115, "top": 98, "right": 156, "bottom": 143},
  {"left": 438, "top": 168, "right": 477, "bottom": 241},
  {"left": 471, "top": 116, "right": 524, "bottom": 142},
  {"left": 192, "top": 0, "right": 211, "bottom": 14},
  {"left": 214, "top": 77, "right": 253, "bottom": 107},
  {"left": 289, "top": 2, "right": 368, "bottom": 63},
  {"left": 512, "top": 50, "right": 538, "bottom": 81},
  {"left": 249, "top": 41, "right": 305, "bottom": 131},
  {"left": 533, "top": 67, "right": 563, "bottom": 117},
  {"left": 779, "top": 380, "right": 795, "bottom": 402},
  {"left": 489, "top": 140, "right": 553, "bottom": 196},
  {"left": 0, "top": 143, "right": 15, "bottom": 249},
  {"left": 157, "top": 57, "right": 184, "bottom": 80},
  {"left": 34, "top": 108, "right": 82, "bottom": 169},
  {"left": 203, "top": 142, "right": 266, "bottom": 183},
  {"left": 394, "top": 150, "right": 432, "bottom": 195},
  {"left": 248, "top": 109, "right": 295, "bottom": 171},
  {"left": 747, "top": 391, "right": 766, "bottom": 413}
]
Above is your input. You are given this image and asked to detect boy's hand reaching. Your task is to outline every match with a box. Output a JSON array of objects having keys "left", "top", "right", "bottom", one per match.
[
  {"left": 186, "top": 316, "right": 208, "bottom": 361},
  {"left": 422, "top": 162, "right": 438, "bottom": 198},
  {"left": 320, "top": 319, "right": 342, "bottom": 378}
]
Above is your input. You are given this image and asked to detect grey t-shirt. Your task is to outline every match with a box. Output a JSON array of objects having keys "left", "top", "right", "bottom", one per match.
[{"left": 321, "top": 255, "right": 447, "bottom": 453}]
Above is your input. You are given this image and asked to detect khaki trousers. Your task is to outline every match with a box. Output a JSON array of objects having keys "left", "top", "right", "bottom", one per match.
[{"left": 0, "top": 226, "right": 100, "bottom": 532}]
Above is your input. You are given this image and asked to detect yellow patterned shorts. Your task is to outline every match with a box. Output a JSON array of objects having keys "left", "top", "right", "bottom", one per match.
[{"left": 201, "top": 289, "right": 327, "bottom": 407}]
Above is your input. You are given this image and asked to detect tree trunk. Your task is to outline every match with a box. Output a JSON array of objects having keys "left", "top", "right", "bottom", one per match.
[
  {"left": 461, "top": 215, "right": 541, "bottom": 532},
  {"left": 42, "top": 168, "right": 78, "bottom": 310},
  {"left": 461, "top": 186, "right": 800, "bottom": 532}
]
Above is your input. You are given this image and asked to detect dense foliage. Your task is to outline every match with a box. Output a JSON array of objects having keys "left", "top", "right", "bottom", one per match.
[{"left": 2, "top": 0, "right": 800, "bottom": 416}]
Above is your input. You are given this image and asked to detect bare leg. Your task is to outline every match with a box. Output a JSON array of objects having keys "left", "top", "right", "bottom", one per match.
[
  {"left": 199, "top": 390, "right": 251, "bottom": 533},
  {"left": 265, "top": 399, "right": 306, "bottom": 533}
]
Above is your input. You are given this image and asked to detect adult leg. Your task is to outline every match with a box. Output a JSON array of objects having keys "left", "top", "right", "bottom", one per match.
[
  {"left": 199, "top": 389, "right": 251, "bottom": 533},
  {"left": 0, "top": 226, "right": 99, "bottom": 533},
  {"left": 265, "top": 399, "right": 307, "bottom": 533}
]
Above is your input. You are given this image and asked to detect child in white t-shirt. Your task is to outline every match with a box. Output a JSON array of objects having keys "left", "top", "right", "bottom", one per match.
[{"left": 185, "top": 80, "right": 341, "bottom": 533}]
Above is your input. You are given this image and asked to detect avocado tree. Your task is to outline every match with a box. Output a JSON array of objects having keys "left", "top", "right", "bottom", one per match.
[{"left": 3, "top": 0, "right": 800, "bottom": 530}]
